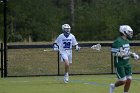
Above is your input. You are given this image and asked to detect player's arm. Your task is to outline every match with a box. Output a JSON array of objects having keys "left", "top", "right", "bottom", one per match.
[
  {"left": 53, "top": 43, "right": 59, "bottom": 51},
  {"left": 112, "top": 46, "right": 132, "bottom": 57},
  {"left": 53, "top": 35, "right": 60, "bottom": 51},
  {"left": 74, "top": 44, "right": 81, "bottom": 51},
  {"left": 72, "top": 35, "right": 80, "bottom": 51},
  {"left": 111, "top": 41, "right": 126, "bottom": 57},
  {"left": 112, "top": 45, "right": 139, "bottom": 60},
  {"left": 130, "top": 52, "right": 139, "bottom": 60},
  {"left": 111, "top": 47, "right": 123, "bottom": 57}
]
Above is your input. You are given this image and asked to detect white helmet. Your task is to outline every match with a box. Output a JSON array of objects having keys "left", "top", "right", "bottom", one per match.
[
  {"left": 119, "top": 25, "right": 133, "bottom": 38},
  {"left": 62, "top": 24, "right": 71, "bottom": 35}
]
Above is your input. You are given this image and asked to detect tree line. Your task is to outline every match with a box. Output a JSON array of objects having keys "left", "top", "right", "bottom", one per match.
[{"left": 0, "top": 0, "right": 140, "bottom": 42}]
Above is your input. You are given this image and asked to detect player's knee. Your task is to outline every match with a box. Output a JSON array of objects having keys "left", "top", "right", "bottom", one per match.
[
  {"left": 126, "top": 76, "right": 132, "bottom": 80},
  {"left": 65, "top": 64, "right": 69, "bottom": 67},
  {"left": 65, "top": 61, "right": 69, "bottom": 67},
  {"left": 118, "top": 76, "right": 132, "bottom": 85}
]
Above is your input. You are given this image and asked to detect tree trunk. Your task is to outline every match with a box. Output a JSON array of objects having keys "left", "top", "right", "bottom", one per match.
[{"left": 70, "top": 0, "right": 75, "bottom": 31}]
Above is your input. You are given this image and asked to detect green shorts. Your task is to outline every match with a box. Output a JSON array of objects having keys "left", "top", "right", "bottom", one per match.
[{"left": 115, "top": 64, "right": 132, "bottom": 80}]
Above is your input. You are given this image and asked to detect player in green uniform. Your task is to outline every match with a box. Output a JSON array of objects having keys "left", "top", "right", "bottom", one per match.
[{"left": 110, "top": 25, "right": 139, "bottom": 93}]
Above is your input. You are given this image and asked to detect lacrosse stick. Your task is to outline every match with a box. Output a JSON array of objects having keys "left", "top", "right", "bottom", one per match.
[
  {"left": 91, "top": 43, "right": 101, "bottom": 51},
  {"left": 43, "top": 49, "right": 54, "bottom": 52},
  {"left": 43, "top": 44, "right": 101, "bottom": 52}
]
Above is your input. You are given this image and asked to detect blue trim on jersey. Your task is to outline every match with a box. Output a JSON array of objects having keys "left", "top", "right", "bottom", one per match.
[
  {"left": 64, "top": 33, "right": 70, "bottom": 38},
  {"left": 111, "top": 48, "right": 119, "bottom": 53}
]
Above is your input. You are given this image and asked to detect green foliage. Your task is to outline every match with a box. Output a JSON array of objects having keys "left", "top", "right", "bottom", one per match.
[
  {"left": 8, "top": 32, "right": 23, "bottom": 42},
  {"left": 75, "top": 0, "right": 140, "bottom": 41},
  {"left": 0, "top": 0, "right": 140, "bottom": 42}
]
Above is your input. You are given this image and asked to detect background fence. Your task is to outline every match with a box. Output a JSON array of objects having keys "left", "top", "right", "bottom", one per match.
[{"left": 1, "top": 42, "right": 140, "bottom": 77}]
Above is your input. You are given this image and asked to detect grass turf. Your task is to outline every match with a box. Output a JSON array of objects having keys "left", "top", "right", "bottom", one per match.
[
  {"left": 7, "top": 46, "right": 140, "bottom": 76},
  {"left": 0, "top": 74, "right": 140, "bottom": 93}
]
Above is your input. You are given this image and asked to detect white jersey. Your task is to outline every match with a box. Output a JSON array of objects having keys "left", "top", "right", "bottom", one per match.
[
  {"left": 54, "top": 33, "right": 78, "bottom": 63},
  {"left": 55, "top": 33, "right": 78, "bottom": 51}
]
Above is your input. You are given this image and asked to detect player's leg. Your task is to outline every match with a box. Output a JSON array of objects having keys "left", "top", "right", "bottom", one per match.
[
  {"left": 63, "top": 59, "right": 69, "bottom": 83},
  {"left": 124, "top": 65, "right": 132, "bottom": 92},
  {"left": 115, "top": 80, "right": 126, "bottom": 87},
  {"left": 64, "top": 59, "right": 69, "bottom": 76},
  {"left": 110, "top": 80, "right": 126, "bottom": 93},
  {"left": 110, "top": 66, "right": 126, "bottom": 93},
  {"left": 63, "top": 52, "right": 73, "bottom": 83},
  {"left": 124, "top": 78, "right": 131, "bottom": 93},
  {"left": 61, "top": 53, "right": 69, "bottom": 83}
]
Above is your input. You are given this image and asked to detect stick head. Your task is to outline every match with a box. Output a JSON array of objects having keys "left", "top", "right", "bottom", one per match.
[{"left": 91, "top": 44, "right": 101, "bottom": 51}]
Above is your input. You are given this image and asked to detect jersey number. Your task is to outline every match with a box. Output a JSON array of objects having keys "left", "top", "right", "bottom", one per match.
[{"left": 63, "top": 42, "right": 71, "bottom": 48}]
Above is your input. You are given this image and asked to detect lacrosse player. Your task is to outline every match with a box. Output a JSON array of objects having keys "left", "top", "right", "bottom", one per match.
[
  {"left": 110, "top": 25, "right": 139, "bottom": 93},
  {"left": 53, "top": 24, "right": 80, "bottom": 83}
]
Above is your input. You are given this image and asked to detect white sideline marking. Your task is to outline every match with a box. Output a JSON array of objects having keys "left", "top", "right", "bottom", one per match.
[
  {"left": 56, "top": 77, "right": 109, "bottom": 86},
  {"left": 84, "top": 82, "right": 109, "bottom": 86}
]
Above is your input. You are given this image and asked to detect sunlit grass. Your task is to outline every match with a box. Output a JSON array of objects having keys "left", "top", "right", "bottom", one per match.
[
  {"left": 0, "top": 75, "right": 140, "bottom": 93},
  {"left": 6, "top": 43, "right": 140, "bottom": 76}
]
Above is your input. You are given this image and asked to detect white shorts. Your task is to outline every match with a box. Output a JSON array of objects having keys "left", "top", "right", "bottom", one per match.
[
  {"left": 119, "top": 76, "right": 132, "bottom": 81},
  {"left": 60, "top": 50, "right": 72, "bottom": 63}
]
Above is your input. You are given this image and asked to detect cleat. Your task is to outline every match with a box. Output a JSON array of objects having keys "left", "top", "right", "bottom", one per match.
[{"left": 64, "top": 74, "right": 69, "bottom": 83}]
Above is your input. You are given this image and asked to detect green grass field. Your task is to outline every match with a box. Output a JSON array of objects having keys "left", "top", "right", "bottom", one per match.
[
  {"left": 0, "top": 74, "right": 140, "bottom": 93},
  {"left": 1, "top": 42, "right": 140, "bottom": 93}
]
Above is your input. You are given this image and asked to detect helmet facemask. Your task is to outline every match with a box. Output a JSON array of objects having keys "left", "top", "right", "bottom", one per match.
[
  {"left": 124, "top": 30, "right": 133, "bottom": 39},
  {"left": 63, "top": 28, "right": 70, "bottom": 35},
  {"left": 62, "top": 24, "right": 71, "bottom": 37}
]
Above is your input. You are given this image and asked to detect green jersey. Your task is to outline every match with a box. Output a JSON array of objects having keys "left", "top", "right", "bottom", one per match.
[{"left": 111, "top": 36, "right": 130, "bottom": 67}]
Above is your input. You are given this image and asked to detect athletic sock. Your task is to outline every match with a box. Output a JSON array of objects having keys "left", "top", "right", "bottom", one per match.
[
  {"left": 65, "top": 72, "right": 68, "bottom": 76},
  {"left": 111, "top": 84, "right": 115, "bottom": 88}
]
